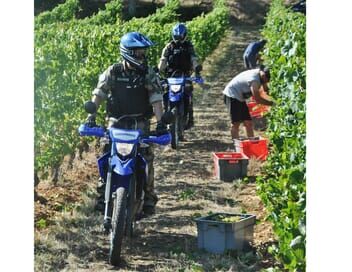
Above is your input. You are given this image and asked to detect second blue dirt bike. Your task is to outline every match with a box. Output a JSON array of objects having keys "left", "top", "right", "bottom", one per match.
[{"left": 162, "top": 73, "right": 204, "bottom": 149}]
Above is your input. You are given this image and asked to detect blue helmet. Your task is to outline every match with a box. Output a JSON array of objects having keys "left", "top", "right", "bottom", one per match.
[
  {"left": 172, "top": 23, "right": 187, "bottom": 43},
  {"left": 119, "top": 32, "right": 154, "bottom": 71}
]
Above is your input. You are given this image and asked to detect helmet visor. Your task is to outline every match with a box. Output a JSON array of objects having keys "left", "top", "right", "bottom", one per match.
[
  {"left": 173, "top": 34, "right": 184, "bottom": 41},
  {"left": 133, "top": 48, "right": 146, "bottom": 57}
]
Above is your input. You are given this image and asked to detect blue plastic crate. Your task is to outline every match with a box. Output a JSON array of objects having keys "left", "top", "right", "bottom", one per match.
[{"left": 195, "top": 213, "right": 256, "bottom": 253}]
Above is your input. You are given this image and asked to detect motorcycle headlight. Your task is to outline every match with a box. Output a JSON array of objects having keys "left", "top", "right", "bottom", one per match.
[
  {"left": 115, "top": 142, "right": 134, "bottom": 156},
  {"left": 170, "top": 84, "right": 181, "bottom": 93}
]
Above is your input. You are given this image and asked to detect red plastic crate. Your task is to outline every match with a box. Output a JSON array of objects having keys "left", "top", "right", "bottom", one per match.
[
  {"left": 246, "top": 101, "right": 269, "bottom": 118},
  {"left": 213, "top": 152, "right": 249, "bottom": 182},
  {"left": 234, "top": 137, "right": 268, "bottom": 160},
  {"left": 247, "top": 101, "right": 256, "bottom": 114}
]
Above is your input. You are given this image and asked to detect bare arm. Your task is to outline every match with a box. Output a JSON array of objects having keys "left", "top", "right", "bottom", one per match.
[{"left": 251, "top": 81, "right": 274, "bottom": 106}]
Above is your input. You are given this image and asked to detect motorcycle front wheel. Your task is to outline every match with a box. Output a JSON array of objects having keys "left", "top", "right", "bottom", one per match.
[
  {"left": 109, "top": 187, "right": 127, "bottom": 266},
  {"left": 125, "top": 174, "right": 136, "bottom": 238}
]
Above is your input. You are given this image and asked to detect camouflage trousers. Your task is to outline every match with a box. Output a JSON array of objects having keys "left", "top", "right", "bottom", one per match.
[{"left": 138, "top": 145, "right": 158, "bottom": 208}]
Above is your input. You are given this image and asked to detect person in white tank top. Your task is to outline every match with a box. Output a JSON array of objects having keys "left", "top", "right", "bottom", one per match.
[{"left": 223, "top": 67, "right": 274, "bottom": 139}]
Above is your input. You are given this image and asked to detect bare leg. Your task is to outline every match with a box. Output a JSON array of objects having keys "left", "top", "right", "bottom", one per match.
[
  {"left": 231, "top": 122, "right": 241, "bottom": 139},
  {"left": 243, "top": 120, "right": 254, "bottom": 138}
]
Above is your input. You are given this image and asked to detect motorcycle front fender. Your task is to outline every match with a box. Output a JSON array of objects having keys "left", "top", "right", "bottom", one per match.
[
  {"left": 169, "top": 90, "right": 183, "bottom": 102},
  {"left": 171, "top": 100, "right": 185, "bottom": 118},
  {"left": 111, "top": 155, "right": 135, "bottom": 175}
]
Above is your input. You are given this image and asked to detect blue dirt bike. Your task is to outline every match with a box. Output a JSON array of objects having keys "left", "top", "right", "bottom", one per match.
[
  {"left": 78, "top": 101, "right": 172, "bottom": 265},
  {"left": 161, "top": 72, "right": 204, "bottom": 149}
]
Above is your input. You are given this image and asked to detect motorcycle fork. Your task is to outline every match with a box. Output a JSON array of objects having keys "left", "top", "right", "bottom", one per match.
[
  {"left": 129, "top": 152, "right": 146, "bottom": 218},
  {"left": 174, "top": 101, "right": 185, "bottom": 134},
  {"left": 134, "top": 155, "right": 147, "bottom": 215},
  {"left": 126, "top": 151, "right": 139, "bottom": 237},
  {"left": 103, "top": 157, "right": 113, "bottom": 231}
]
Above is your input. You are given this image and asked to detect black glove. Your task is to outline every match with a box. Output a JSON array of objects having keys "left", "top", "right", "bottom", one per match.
[
  {"left": 195, "top": 64, "right": 202, "bottom": 75},
  {"left": 85, "top": 114, "right": 96, "bottom": 127},
  {"left": 156, "top": 121, "right": 167, "bottom": 134},
  {"left": 153, "top": 66, "right": 159, "bottom": 74}
]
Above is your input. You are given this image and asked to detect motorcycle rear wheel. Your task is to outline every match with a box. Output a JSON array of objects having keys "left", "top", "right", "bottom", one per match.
[{"left": 109, "top": 187, "right": 127, "bottom": 266}]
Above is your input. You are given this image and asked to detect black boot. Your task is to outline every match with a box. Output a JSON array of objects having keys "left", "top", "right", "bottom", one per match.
[
  {"left": 95, "top": 178, "right": 106, "bottom": 213},
  {"left": 142, "top": 206, "right": 156, "bottom": 216},
  {"left": 185, "top": 109, "right": 194, "bottom": 130},
  {"left": 163, "top": 92, "right": 169, "bottom": 112}
]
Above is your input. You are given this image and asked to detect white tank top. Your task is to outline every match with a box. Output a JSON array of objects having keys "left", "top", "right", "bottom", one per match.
[{"left": 223, "top": 69, "right": 260, "bottom": 102}]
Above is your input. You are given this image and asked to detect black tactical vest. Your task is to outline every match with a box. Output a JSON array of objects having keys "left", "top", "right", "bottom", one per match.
[
  {"left": 106, "top": 64, "right": 153, "bottom": 119},
  {"left": 167, "top": 41, "right": 192, "bottom": 74}
]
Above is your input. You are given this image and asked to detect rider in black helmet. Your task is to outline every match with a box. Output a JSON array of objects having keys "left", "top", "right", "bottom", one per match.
[{"left": 158, "top": 23, "right": 202, "bottom": 131}]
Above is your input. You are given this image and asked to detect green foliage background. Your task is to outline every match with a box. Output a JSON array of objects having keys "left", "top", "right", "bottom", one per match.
[{"left": 258, "top": 0, "right": 306, "bottom": 270}]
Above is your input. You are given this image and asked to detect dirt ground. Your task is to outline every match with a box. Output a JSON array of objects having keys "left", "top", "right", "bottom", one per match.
[{"left": 35, "top": 0, "right": 281, "bottom": 271}]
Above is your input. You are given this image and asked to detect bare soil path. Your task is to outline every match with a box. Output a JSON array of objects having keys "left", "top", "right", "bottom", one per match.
[{"left": 35, "top": 1, "right": 278, "bottom": 271}]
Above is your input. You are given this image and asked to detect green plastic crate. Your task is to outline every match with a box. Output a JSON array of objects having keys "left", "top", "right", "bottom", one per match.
[{"left": 195, "top": 213, "right": 256, "bottom": 253}]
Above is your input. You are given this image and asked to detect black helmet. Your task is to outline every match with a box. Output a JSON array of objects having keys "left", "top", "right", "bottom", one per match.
[{"left": 119, "top": 32, "right": 154, "bottom": 72}]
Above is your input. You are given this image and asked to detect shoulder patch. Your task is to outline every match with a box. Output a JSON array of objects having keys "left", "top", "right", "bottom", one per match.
[
  {"left": 111, "top": 63, "right": 124, "bottom": 76},
  {"left": 99, "top": 73, "right": 107, "bottom": 82}
]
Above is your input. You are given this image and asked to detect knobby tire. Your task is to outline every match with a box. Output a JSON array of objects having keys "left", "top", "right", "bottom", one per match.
[
  {"left": 109, "top": 187, "right": 127, "bottom": 266},
  {"left": 125, "top": 174, "right": 136, "bottom": 238}
]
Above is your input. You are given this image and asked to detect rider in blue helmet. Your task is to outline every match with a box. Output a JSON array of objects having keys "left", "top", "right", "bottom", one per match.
[
  {"left": 119, "top": 31, "right": 154, "bottom": 73},
  {"left": 171, "top": 23, "right": 188, "bottom": 43},
  {"left": 86, "top": 32, "right": 166, "bottom": 216},
  {"left": 158, "top": 23, "right": 202, "bottom": 131}
]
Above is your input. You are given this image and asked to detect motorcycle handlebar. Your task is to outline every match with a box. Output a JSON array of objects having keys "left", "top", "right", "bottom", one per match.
[
  {"left": 160, "top": 76, "right": 204, "bottom": 85},
  {"left": 78, "top": 124, "right": 106, "bottom": 137},
  {"left": 78, "top": 124, "right": 171, "bottom": 145},
  {"left": 185, "top": 76, "right": 204, "bottom": 84}
]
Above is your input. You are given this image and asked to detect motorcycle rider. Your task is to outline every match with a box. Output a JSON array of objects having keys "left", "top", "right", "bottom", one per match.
[
  {"left": 158, "top": 23, "right": 202, "bottom": 132},
  {"left": 86, "top": 32, "right": 165, "bottom": 216}
]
